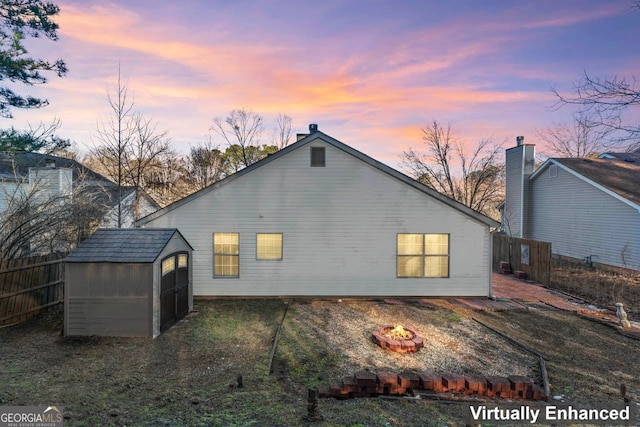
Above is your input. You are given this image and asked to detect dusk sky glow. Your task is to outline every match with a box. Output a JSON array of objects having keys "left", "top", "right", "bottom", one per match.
[{"left": 5, "top": 0, "right": 640, "bottom": 167}]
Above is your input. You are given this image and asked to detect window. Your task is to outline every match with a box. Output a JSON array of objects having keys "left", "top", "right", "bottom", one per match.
[
  {"left": 310, "top": 147, "right": 325, "bottom": 167},
  {"left": 178, "top": 253, "right": 188, "bottom": 268},
  {"left": 257, "top": 233, "right": 283, "bottom": 260},
  {"left": 397, "top": 234, "right": 449, "bottom": 278},
  {"left": 213, "top": 233, "right": 239, "bottom": 277},
  {"left": 161, "top": 257, "right": 175, "bottom": 276}
]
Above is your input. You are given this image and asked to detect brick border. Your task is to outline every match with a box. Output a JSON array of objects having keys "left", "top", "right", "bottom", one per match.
[{"left": 318, "top": 371, "right": 547, "bottom": 401}]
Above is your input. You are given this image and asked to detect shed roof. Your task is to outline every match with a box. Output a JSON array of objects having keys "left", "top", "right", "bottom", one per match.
[{"left": 65, "top": 228, "right": 191, "bottom": 263}]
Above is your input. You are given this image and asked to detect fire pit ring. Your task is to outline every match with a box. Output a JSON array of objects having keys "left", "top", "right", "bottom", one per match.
[{"left": 371, "top": 325, "right": 424, "bottom": 353}]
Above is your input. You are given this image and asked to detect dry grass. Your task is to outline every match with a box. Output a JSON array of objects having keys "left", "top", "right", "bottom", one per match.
[
  {"left": 550, "top": 258, "right": 640, "bottom": 318},
  {"left": 1, "top": 297, "right": 639, "bottom": 426}
]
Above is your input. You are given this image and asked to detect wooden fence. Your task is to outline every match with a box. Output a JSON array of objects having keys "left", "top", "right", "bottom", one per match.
[
  {"left": 0, "top": 253, "right": 65, "bottom": 327},
  {"left": 493, "top": 234, "right": 551, "bottom": 285}
]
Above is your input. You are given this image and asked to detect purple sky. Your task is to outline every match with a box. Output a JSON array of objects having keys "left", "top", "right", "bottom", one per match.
[{"left": 5, "top": 0, "right": 640, "bottom": 167}]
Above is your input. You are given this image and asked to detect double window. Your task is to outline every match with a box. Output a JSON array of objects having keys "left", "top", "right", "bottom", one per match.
[
  {"left": 397, "top": 234, "right": 449, "bottom": 278},
  {"left": 213, "top": 232, "right": 283, "bottom": 277}
]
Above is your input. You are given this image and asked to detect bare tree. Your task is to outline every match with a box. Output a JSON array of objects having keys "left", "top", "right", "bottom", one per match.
[
  {"left": 144, "top": 149, "right": 190, "bottom": 207},
  {"left": 401, "top": 120, "right": 504, "bottom": 220},
  {"left": 124, "top": 112, "right": 170, "bottom": 217},
  {"left": 552, "top": 72, "right": 640, "bottom": 151},
  {"left": 91, "top": 68, "right": 171, "bottom": 222},
  {"left": 186, "top": 139, "right": 226, "bottom": 191},
  {"left": 537, "top": 112, "right": 619, "bottom": 158},
  {"left": 271, "top": 113, "right": 293, "bottom": 149},
  {"left": 91, "top": 67, "right": 134, "bottom": 227},
  {"left": 210, "top": 108, "right": 265, "bottom": 169},
  {"left": 550, "top": 2, "right": 640, "bottom": 150}
]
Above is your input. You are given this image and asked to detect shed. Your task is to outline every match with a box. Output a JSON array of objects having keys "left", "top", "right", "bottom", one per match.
[{"left": 64, "top": 228, "right": 193, "bottom": 338}]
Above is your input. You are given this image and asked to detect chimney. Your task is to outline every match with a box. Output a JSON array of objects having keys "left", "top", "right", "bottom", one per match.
[
  {"left": 297, "top": 124, "right": 319, "bottom": 141},
  {"left": 504, "top": 136, "right": 535, "bottom": 238}
]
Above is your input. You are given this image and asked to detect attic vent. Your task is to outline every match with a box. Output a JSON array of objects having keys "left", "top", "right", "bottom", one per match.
[
  {"left": 310, "top": 147, "right": 325, "bottom": 167},
  {"left": 624, "top": 158, "right": 635, "bottom": 163},
  {"left": 549, "top": 164, "right": 557, "bottom": 178},
  {"left": 583, "top": 159, "right": 593, "bottom": 163}
]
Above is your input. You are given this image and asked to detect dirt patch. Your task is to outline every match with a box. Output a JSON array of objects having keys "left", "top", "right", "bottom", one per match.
[
  {"left": 1, "top": 298, "right": 639, "bottom": 426},
  {"left": 550, "top": 258, "right": 640, "bottom": 318}
]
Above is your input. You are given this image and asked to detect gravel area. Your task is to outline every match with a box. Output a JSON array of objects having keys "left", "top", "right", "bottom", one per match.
[{"left": 287, "top": 299, "right": 536, "bottom": 379}]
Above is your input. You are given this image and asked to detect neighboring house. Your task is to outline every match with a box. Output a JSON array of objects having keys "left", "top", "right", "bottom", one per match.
[
  {"left": 502, "top": 139, "right": 640, "bottom": 271},
  {"left": 0, "top": 152, "right": 159, "bottom": 256},
  {"left": 138, "top": 125, "right": 499, "bottom": 297}
]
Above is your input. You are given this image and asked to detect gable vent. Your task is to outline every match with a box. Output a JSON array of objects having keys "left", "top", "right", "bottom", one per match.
[{"left": 310, "top": 147, "right": 325, "bottom": 167}]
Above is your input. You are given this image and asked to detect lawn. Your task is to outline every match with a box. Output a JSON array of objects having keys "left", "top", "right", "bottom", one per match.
[{"left": 0, "top": 298, "right": 638, "bottom": 426}]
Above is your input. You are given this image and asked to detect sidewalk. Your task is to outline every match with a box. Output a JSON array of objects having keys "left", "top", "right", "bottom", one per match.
[{"left": 491, "top": 273, "right": 598, "bottom": 312}]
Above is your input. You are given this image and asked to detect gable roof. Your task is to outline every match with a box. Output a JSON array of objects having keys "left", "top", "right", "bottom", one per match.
[
  {"left": 137, "top": 130, "right": 500, "bottom": 228},
  {"left": 598, "top": 152, "right": 640, "bottom": 162},
  {"left": 530, "top": 157, "right": 640, "bottom": 209},
  {"left": 0, "top": 152, "right": 114, "bottom": 185},
  {"left": 65, "top": 228, "right": 192, "bottom": 263}
]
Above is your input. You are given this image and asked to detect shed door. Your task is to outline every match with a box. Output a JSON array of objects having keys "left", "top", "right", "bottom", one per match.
[{"left": 160, "top": 253, "right": 189, "bottom": 332}]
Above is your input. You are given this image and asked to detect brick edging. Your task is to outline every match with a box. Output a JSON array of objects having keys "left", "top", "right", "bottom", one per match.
[{"left": 317, "top": 371, "right": 547, "bottom": 401}]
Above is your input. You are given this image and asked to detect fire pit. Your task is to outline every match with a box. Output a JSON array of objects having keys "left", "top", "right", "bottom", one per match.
[{"left": 371, "top": 325, "right": 424, "bottom": 353}]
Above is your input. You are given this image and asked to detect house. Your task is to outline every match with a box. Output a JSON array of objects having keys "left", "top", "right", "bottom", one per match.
[
  {"left": 137, "top": 125, "right": 499, "bottom": 297},
  {"left": 502, "top": 138, "right": 640, "bottom": 271},
  {"left": 0, "top": 152, "right": 159, "bottom": 256}
]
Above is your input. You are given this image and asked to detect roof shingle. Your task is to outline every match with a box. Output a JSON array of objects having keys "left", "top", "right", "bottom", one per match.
[{"left": 65, "top": 228, "right": 187, "bottom": 263}]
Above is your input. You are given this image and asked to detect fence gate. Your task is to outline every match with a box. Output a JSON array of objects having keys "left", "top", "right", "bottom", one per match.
[{"left": 493, "top": 234, "right": 551, "bottom": 285}]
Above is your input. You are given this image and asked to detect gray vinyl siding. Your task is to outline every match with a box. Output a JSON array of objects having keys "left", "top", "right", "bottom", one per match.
[
  {"left": 28, "top": 168, "right": 72, "bottom": 204},
  {"left": 143, "top": 140, "right": 491, "bottom": 297},
  {"left": 530, "top": 165, "right": 640, "bottom": 270},
  {"left": 0, "top": 181, "right": 22, "bottom": 213}
]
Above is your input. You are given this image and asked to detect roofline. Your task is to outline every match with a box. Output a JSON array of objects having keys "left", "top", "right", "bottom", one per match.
[
  {"left": 65, "top": 227, "right": 194, "bottom": 263},
  {"left": 137, "top": 131, "right": 500, "bottom": 228},
  {"left": 530, "top": 158, "right": 640, "bottom": 211}
]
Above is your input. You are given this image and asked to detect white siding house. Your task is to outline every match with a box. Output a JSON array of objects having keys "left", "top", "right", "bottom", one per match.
[
  {"left": 138, "top": 127, "right": 499, "bottom": 297},
  {"left": 503, "top": 141, "right": 640, "bottom": 271}
]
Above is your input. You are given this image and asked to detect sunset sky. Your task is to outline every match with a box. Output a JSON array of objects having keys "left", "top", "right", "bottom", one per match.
[{"left": 5, "top": 0, "right": 640, "bottom": 167}]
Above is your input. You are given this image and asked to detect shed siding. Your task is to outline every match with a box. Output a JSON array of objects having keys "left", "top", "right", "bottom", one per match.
[
  {"left": 144, "top": 141, "right": 490, "bottom": 296},
  {"left": 530, "top": 165, "right": 640, "bottom": 270},
  {"left": 65, "top": 263, "right": 153, "bottom": 336}
]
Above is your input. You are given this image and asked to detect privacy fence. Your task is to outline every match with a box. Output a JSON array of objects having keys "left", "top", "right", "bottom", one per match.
[
  {"left": 0, "top": 253, "right": 65, "bottom": 327},
  {"left": 493, "top": 234, "right": 551, "bottom": 285}
]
